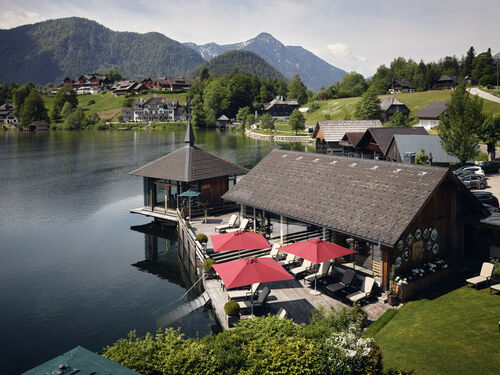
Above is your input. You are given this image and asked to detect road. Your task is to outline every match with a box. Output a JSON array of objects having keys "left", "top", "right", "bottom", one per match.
[
  {"left": 467, "top": 87, "right": 500, "bottom": 104},
  {"left": 484, "top": 173, "right": 500, "bottom": 200}
]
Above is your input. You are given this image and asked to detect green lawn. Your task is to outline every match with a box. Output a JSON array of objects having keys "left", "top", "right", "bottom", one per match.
[
  {"left": 370, "top": 285, "right": 500, "bottom": 374},
  {"left": 304, "top": 97, "right": 360, "bottom": 123}
]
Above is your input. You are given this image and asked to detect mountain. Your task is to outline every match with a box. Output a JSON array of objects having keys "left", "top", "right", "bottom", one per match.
[
  {"left": 184, "top": 33, "right": 347, "bottom": 91},
  {"left": 494, "top": 52, "right": 500, "bottom": 60},
  {"left": 0, "top": 17, "right": 204, "bottom": 85},
  {"left": 190, "top": 50, "right": 285, "bottom": 80}
]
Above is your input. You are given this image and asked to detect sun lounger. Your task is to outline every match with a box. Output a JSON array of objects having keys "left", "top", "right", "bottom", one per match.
[
  {"left": 290, "top": 259, "right": 314, "bottom": 277},
  {"left": 215, "top": 214, "right": 238, "bottom": 233},
  {"left": 228, "top": 283, "right": 260, "bottom": 300},
  {"left": 226, "top": 218, "right": 250, "bottom": 233},
  {"left": 326, "top": 269, "right": 355, "bottom": 294},
  {"left": 466, "top": 262, "right": 494, "bottom": 288},
  {"left": 261, "top": 243, "right": 282, "bottom": 260},
  {"left": 277, "top": 307, "right": 287, "bottom": 319},
  {"left": 347, "top": 276, "right": 375, "bottom": 303},
  {"left": 278, "top": 253, "right": 298, "bottom": 267},
  {"left": 237, "top": 286, "right": 271, "bottom": 310},
  {"left": 305, "top": 260, "right": 331, "bottom": 282}
]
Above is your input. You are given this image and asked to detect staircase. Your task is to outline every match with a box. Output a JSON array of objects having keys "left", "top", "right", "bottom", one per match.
[{"left": 155, "top": 291, "right": 211, "bottom": 326}]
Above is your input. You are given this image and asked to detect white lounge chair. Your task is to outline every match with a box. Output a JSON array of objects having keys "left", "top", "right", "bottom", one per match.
[
  {"left": 305, "top": 260, "right": 331, "bottom": 282},
  {"left": 215, "top": 214, "right": 238, "bottom": 233},
  {"left": 326, "top": 269, "right": 355, "bottom": 294},
  {"left": 261, "top": 243, "right": 282, "bottom": 260},
  {"left": 228, "top": 283, "right": 260, "bottom": 300},
  {"left": 226, "top": 218, "right": 250, "bottom": 233},
  {"left": 278, "top": 253, "right": 298, "bottom": 267},
  {"left": 347, "top": 277, "right": 375, "bottom": 303},
  {"left": 290, "top": 259, "right": 314, "bottom": 278},
  {"left": 466, "top": 262, "right": 494, "bottom": 288},
  {"left": 277, "top": 307, "right": 287, "bottom": 319},
  {"left": 238, "top": 287, "right": 271, "bottom": 311}
]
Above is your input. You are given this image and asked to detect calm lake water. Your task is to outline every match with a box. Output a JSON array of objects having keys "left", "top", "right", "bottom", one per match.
[{"left": 0, "top": 129, "right": 313, "bottom": 374}]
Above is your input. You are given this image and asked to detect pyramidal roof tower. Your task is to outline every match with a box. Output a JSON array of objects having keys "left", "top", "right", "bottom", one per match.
[{"left": 184, "top": 101, "right": 195, "bottom": 146}]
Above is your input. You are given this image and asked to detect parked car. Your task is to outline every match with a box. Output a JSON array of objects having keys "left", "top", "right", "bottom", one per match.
[
  {"left": 479, "top": 160, "right": 500, "bottom": 174},
  {"left": 454, "top": 166, "right": 485, "bottom": 176},
  {"left": 472, "top": 191, "right": 499, "bottom": 207},
  {"left": 459, "top": 174, "right": 487, "bottom": 189}
]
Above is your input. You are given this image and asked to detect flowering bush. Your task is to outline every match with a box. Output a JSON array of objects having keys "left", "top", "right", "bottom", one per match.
[{"left": 394, "top": 258, "right": 452, "bottom": 285}]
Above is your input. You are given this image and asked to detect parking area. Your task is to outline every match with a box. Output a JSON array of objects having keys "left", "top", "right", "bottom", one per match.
[{"left": 484, "top": 173, "right": 500, "bottom": 198}]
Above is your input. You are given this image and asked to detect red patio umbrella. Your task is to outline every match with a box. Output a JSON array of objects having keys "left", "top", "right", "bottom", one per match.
[
  {"left": 279, "top": 238, "right": 356, "bottom": 294},
  {"left": 212, "top": 257, "right": 294, "bottom": 316},
  {"left": 210, "top": 230, "right": 270, "bottom": 255}
]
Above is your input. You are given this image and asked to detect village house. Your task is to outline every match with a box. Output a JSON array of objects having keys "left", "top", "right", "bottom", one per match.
[
  {"left": 263, "top": 96, "right": 299, "bottom": 118},
  {"left": 141, "top": 77, "right": 196, "bottom": 91},
  {"left": 385, "top": 134, "right": 462, "bottom": 167},
  {"left": 434, "top": 75, "right": 459, "bottom": 90},
  {"left": 111, "top": 80, "right": 144, "bottom": 96},
  {"left": 122, "top": 97, "right": 185, "bottom": 122},
  {"left": 388, "top": 80, "right": 416, "bottom": 94},
  {"left": 341, "top": 126, "right": 428, "bottom": 159},
  {"left": 313, "top": 120, "right": 382, "bottom": 153},
  {"left": 0, "top": 103, "right": 18, "bottom": 124},
  {"left": 222, "top": 149, "right": 498, "bottom": 295},
  {"left": 380, "top": 96, "right": 410, "bottom": 122},
  {"left": 63, "top": 75, "right": 110, "bottom": 93},
  {"left": 415, "top": 101, "right": 447, "bottom": 130}
]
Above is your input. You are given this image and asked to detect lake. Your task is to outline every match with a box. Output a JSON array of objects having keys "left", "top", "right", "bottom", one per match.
[{"left": 0, "top": 129, "right": 313, "bottom": 374}]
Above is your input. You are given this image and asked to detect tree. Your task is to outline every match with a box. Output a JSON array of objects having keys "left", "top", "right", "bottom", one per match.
[
  {"left": 353, "top": 89, "right": 381, "bottom": 120},
  {"left": 236, "top": 106, "right": 252, "bottom": 129},
  {"left": 462, "top": 46, "right": 475, "bottom": 77},
  {"left": 472, "top": 50, "right": 496, "bottom": 86},
  {"left": 437, "top": 82, "right": 485, "bottom": 164},
  {"left": 106, "top": 69, "right": 125, "bottom": 83},
  {"left": 260, "top": 113, "right": 274, "bottom": 132},
  {"left": 19, "top": 90, "right": 49, "bottom": 125},
  {"left": 289, "top": 109, "right": 305, "bottom": 135},
  {"left": 387, "top": 112, "right": 410, "bottom": 127},
  {"left": 288, "top": 74, "right": 308, "bottom": 105},
  {"left": 200, "top": 66, "right": 209, "bottom": 81},
  {"left": 51, "top": 86, "right": 78, "bottom": 122},
  {"left": 415, "top": 148, "right": 430, "bottom": 165},
  {"left": 12, "top": 83, "right": 35, "bottom": 116},
  {"left": 60, "top": 101, "right": 74, "bottom": 119},
  {"left": 479, "top": 114, "right": 500, "bottom": 160},
  {"left": 64, "top": 107, "right": 89, "bottom": 130},
  {"left": 203, "top": 79, "right": 230, "bottom": 126}
]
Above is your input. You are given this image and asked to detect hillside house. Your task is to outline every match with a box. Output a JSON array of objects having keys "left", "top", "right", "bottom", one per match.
[
  {"left": 380, "top": 96, "right": 410, "bottom": 122},
  {"left": 223, "top": 149, "right": 497, "bottom": 293},
  {"left": 141, "top": 77, "right": 196, "bottom": 91},
  {"left": 63, "top": 75, "right": 110, "bottom": 92},
  {"left": 389, "top": 80, "right": 416, "bottom": 94},
  {"left": 313, "top": 120, "right": 382, "bottom": 153},
  {"left": 111, "top": 81, "right": 144, "bottom": 95},
  {"left": 434, "top": 75, "right": 459, "bottom": 90},
  {"left": 0, "top": 103, "right": 18, "bottom": 124},
  {"left": 263, "top": 96, "right": 299, "bottom": 117},
  {"left": 385, "top": 134, "right": 462, "bottom": 166},
  {"left": 343, "top": 127, "right": 428, "bottom": 159},
  {"left": 123, "top": 97, "right": 185, "bottom": 122},
  {"left": 415, "top": 101, "right": 447, "bottom": 130}
]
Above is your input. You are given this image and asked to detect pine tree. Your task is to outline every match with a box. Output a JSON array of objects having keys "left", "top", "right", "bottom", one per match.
[
  {"left": 353, "top": 89, "right": 381, "bottom": 120},
  {"left": 289, "top": 108, "right": 305, "bottom": 135},
  {"left": 287, "top": 74, "right": 308, "bottom": 105},
  {"left": 462, "top": 46, "right": 475, "bottom": 77}
]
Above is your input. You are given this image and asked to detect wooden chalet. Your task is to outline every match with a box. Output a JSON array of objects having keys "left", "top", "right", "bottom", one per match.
[
  {"left": 389, "top": 80, "right": 415, "bottom": 94},
  {"left": 385, "top": 134, "right": 461, "bottom": 166},
  {"left": 63, "top": 75, "right": 110, "bottom": 91},
  {"left": 141, "top": 77, "right": 195, "bottom": 91},
  {"left": 223, "top": 149, "right": 496, "bottom": 295},
  {"left": 434, "top": 75, "right": 459, "bottom": 90},
  {"left": 0, "top": 103, "right": 17, "bottom": 124},
  {"left": 313, "top": 120, "right": 382, "bottom": 153},
  {"left": 216, "top": 114, "right": 231, "bottom": 130},
  {"left": 25, "top": 120, "right": 49, "bottom": 131},
  {"left": 111, "top": 81, "right": 144, "bottom": 95},
  {"left": 415, "top": 101, "right": 447, "bottom": 130},
  {"left": 130, "top": 120, "right": 248, "bottom": 222},
  {"left": 380, "top": 96, "right": 410, "bottom": 122},
  {"left": 346, "top": 127, "right": 429, "bottom": 159},
  {"left": 263, "top": 97, "right": 299, "bottom": 117}
]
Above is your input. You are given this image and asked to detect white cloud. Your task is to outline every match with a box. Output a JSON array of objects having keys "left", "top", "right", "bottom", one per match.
[
  {"left": 327, "top": 43, "right": 349, "bottom": 57},
  {"left": 0, "top": 10, "right": 42, "bottom": 28}
]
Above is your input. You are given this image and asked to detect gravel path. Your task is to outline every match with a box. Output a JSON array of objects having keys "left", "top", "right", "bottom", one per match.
[{"left": 467, "top": 87, "right": 500, "bottom": 104}]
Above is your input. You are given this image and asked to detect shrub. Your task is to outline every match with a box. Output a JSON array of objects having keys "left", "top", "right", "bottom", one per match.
[
  {"left": 309, "top": 102, "right": 320, "bottom": 112},
  {"left": 224, "top": 300, "right": 240, "bottom": 316},
  {"left": 203, "top": 259, "right": 216, "bottom": 273},
  {"left": 196, "top": 233, "right": 208, "bottom": 243},
  {"left": 490, "top": 257, "right": 500, "bottom": 279},
  {"left": 87, "top": 99, "right": 95, "bottom": 105},
  {"left": 365, "top": 344, "right": 383, "bottom": 375}
]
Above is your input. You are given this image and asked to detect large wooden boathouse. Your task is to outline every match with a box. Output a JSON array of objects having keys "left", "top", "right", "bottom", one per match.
[
  {"left": 223, "top": 149, "right": 494, "bottom": 290},
  {"left": 130, "top": 121, "right": 248, "bottom": 222}
]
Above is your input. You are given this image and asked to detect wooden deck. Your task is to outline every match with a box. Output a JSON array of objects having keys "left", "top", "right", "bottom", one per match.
[{"left": 130, "top": 207, "right": 178, "bottom": 223}]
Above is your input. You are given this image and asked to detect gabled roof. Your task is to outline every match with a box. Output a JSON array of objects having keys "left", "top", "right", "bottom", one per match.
[
  {"left": 223, "top": 149, "right": 453, "bottom": 246},
  {"left": 217, "top": 114, "right": 230, "bottom": 121},
  {"left": 415, "top": 101, "right": 447, "bottom": 119},
  {"left": 438, "top": 75, "right": 459, "bottom": 83},
  {"left": 340, "top": 132, "right": 365, "bottom": 148},
  {"left": 358, "top": 126, "right": 429, "bottom": 155},
  {"left": 392, "top": 80, "right": 415, "bottom": 89},
  {"left": 390, "top": 134, "right": 462, "bottom": 164},
  {"left": 380, "top": 96, "right": 407, "bottom": 111},
  {"left": 313, "top": 120, "right": 382, "bottom": 143},
  {"left": 264, "top": 97, "right": 299, "bottom": 111}
]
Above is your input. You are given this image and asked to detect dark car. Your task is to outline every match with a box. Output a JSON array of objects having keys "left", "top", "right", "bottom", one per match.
[
  {"left": 472, "top": 191, "right": 499, "bottom": 207},
  {"left": 479, "top": 160, "right": 500, "bottom": 174},
  {"left": 459, "top": 174, "right": 487, "bottom": 189}
]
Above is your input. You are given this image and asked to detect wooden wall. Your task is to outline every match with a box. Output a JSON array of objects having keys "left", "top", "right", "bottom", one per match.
[{"left": 200, "top": 176, "right": 228, "bottom": 204}]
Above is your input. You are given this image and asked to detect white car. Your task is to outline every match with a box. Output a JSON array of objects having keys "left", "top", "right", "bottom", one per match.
[{"left": 457, "top": 166, "right": 485, "bottom": 176}]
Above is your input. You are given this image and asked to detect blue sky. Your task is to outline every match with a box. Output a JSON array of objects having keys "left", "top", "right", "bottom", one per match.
[{"left": 1, "top": 0, "right": 498, "bottom": 76}]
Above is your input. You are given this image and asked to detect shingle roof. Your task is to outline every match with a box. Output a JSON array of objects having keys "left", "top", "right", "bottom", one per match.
[
  {"left": 393, "top": 80, "right": 415, "bottom": 89},
  {"left": 391, "top": 134, "right": 461, "bottom": 164},
  {"left": 360, "top": 127, "right": 429, "bottom": 155},
  {"left": 223, "top": 149, "right": 449, "bottom": 246},
  {"left": 217, "top": 114, "right": 230, "bottom": 121},
  {"left": 341, "top": 132, "right": 365, "bottom": 147},
  {"left": 264, "top": 97, "right": 299, "bottom": 110},
  {"left": 130, "top": 145, "right": 248, "bottom": 182},
  {"left": 313, "top": 120, "right": 382, "bottom": 143},
  {"left": 380, "top": 96, "right": 406, "bottom": 111},
  {"left": 415, "top": 101, "right": 447, "bottom": 119}
]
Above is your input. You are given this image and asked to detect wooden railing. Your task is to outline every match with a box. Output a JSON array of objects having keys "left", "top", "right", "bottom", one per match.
[{"left": 177, "top": 209, "right": 208, "bottom": 275}]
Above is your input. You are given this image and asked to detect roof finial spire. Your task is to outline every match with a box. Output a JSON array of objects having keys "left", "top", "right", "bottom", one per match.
[{"left": 184, "top": 100, "right": 195, "bottom": 146}]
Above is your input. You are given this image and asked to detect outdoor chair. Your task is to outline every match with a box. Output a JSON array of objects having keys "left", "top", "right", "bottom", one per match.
[
  {"left": 466, "top": 262, "right": 494, "bottom": 288},
  {"left": 290, "top": 259, "right": 314, "bottom": 278},
  {"left": 215, "top": 215, "right": 238, "bottom": 233},
  {"left": 227, "top": 283, "right": 260, "bottom": 300},
  {"left": 347, "top": 276, "right": 375, "bottom": 304},
  {"left": 326, "top": 269, "right": 355, "bottom": 294},
  {"left": 276, "top": 307, "right": 287, "bottom": 319},
  {"left": 237, "top": 286, "right": 271, "bottom": 311},
  {"left": 305, "top": 260, "right": 331, "bottom": 283},
  {"left": 227, "top": 218, "right": 250, "bottom": 233},
  {"left": 278, "top": 253, "right": 298, "bottom": 267},
  {"left": 261, "top": 243, "right": 283, "bottom": 260}
]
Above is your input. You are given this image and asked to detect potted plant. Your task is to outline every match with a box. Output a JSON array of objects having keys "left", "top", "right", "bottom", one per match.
[
  {"left": 203, "top": 259, "right": 217, "bottom": 278},
  {"left": 224, "top": 300, "right": 240, "bottom": 327},
  {"left": 490, "top": 257, "right": 500, "bottom": 284},
  {"left": 196, "top": 233, "right": 208, "bottom": 250},
  {"left": 386, "top": 287, "right": 399, "bottom": 307}
]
